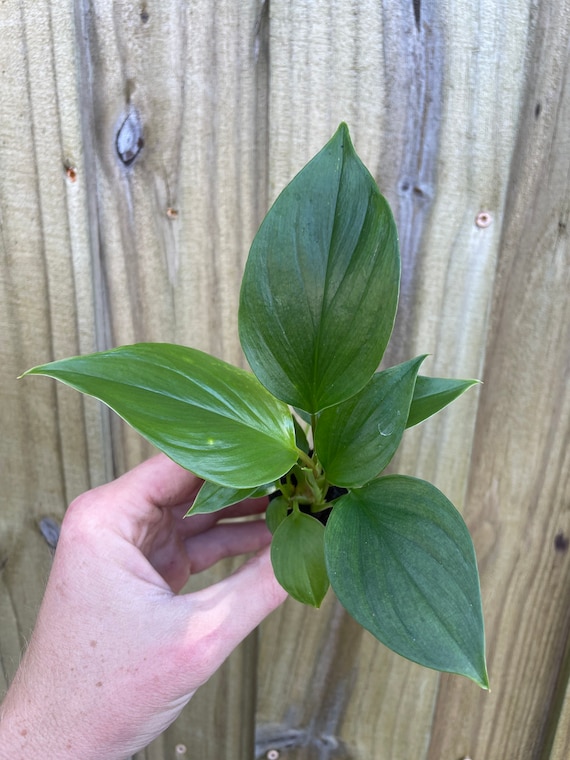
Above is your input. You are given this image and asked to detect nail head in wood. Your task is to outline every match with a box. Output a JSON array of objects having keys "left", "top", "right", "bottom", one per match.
[{"left": 475, "top": 211, "right": 492, "bottom": 228}]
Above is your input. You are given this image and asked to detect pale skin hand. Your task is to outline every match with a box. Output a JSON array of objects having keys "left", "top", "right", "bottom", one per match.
[{"left": 0, "top": 454, "right": 287, "bottom": 759}]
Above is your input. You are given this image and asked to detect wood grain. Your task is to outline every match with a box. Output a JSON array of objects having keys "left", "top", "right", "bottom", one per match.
[
  {"left": 1, "top": 0, "right": 268, "bottom": 757},
  {"left": 427, "top": 1, "right": 570, "bottom": 756},
  {"left": 75, "top": 1, "right": 271, "bottom": 757},
  {"left": 0, "top": 0, "right": 107, "bottom": 695},
  {"left": 1, "top": 0, "right": 569, "bottom": 758},
  {"left": 256, "top": 0, "right": 570, "bottom": 758}
]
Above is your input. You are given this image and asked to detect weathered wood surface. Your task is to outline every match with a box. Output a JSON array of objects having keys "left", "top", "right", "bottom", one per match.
[{"left": 1, "top": 1, "right": 569, "bottom": 758}]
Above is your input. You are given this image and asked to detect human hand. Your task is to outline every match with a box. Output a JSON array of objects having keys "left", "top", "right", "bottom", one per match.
[{"left": 0, "top": 454, "right": 287, "bottom": 759}]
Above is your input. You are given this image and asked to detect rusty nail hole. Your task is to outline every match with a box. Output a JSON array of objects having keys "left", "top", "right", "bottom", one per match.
[
  {"left": 64, "top": 164, "right": 77, "bottom": 182},
  {"left": 166, "top": 207, "right": 179, "bottom": 219},
  {"left": 266, "top": 751, "right": 280, "bottom": 760},
  {"left": 475, "top": 212, "right": 492, "bottom": 228}
]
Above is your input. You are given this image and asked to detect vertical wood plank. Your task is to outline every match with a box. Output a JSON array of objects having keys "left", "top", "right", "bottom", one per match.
[
  {"left": 427, "top": 1, "right": 570, "bottom": 756},
  {"left": 72, "top": 0, "right": 270, "bottom": 757},
  {"left": 2, "top": 0, "right": 269, "bottom": 756},
  {"left": 257, "top": 0, "right": 568, "bottom": 758},
  {"left": 0, "top": 0, "right": 109, "bottom": 696}
]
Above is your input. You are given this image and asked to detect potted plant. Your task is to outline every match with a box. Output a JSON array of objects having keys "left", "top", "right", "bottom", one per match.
[{"left": 23, "top": 124, "right": 488, "bottom": 688}]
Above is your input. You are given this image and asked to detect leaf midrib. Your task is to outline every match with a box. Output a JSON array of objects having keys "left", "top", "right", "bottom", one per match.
[{"left": 47, "top": 364, "right": 293, "bottom": 447}]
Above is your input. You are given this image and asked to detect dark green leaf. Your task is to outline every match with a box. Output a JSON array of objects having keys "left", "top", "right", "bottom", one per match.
[
  {"left": 187, "top": 481, "right": 274, "bottom": 516},
  {"left": 407, "top": 376, "right": 479, "bottom": 428},
  {"left": 24, "top": 344, "right": 298, "bottom": 489},
  {"left": 265, "top": 495, "right": 290, "bottom": 534},
  {"left": 316, "top": 356, "right": 425, "bottom": 487},
  {"left": 239, "top": 122, "right": 400, "bottom": 413},
  {"left": 271, "top": 510, "right": 329, "bottom": 606},
  {"left": 293, "top": 416, "right": 311, "bottom": 455},
  {"left": 294, "top": 407, "right": 312, "bottom": 426},
  {"left": 325, "top": 476, "right": 488, "bottom": 687}
]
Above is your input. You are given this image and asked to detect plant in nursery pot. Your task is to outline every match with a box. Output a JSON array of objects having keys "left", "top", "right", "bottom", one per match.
[{"left": 23, "top": 124, "right": 488, "bottom": 688}]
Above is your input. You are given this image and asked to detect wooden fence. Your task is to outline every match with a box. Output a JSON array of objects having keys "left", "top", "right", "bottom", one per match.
[{"left": 1, "top": 1, "right": 569, "bottom": 757}]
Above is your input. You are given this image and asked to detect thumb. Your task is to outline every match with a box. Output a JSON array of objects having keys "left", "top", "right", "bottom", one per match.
[{"left": 174, "top": 547, "right": 288, "bottom": 686}]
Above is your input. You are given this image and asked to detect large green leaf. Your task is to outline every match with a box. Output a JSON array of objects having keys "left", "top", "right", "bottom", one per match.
[
  {"left": 271, "top": 510, "right": 329, "bottom": 607},
  {"left": 325, "top": 476, "right": 488, "bottom": 687},
  {"left": 407, "top": 376, "right": 479, "bottom": 428},
  {"left": 23, "top": 344, "right": 299, "bottom": 489},
  {"left": 239, "top": 123, "right": 400, "bottom": 413},
  {"left": 315, "top": 356, "right": 425, "bottom": 487}
]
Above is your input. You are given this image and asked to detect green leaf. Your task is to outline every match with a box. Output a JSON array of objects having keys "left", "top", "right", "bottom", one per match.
[
  {"left": 187, "top": 481, "right": 274, "bottom": 516},
  {"left": 23, "top": 344, "right": 299, "bottom": 489},
  {"left": 325, "top": 476, "right": 488, "bottom": 687},
  {"left": 271, "top": 509, "right": 330, "bottom": 607},
  {"left": 294, "top": 407, "right": 312, "bottom": 426},
  {"left": 265, "top": 495, "right": 290, "bottom": 534},
  {"left": 316, "top": 356, "right": 426, "bottom": 487},
  {"left": 293, "top": 416, "right": 311, "bottom": 455},
  {"left": 407, "top": 376, "right": 479, "bottom": 428},
  {"left": 239, "top": 122, "right": 400, "bottom": 413}
]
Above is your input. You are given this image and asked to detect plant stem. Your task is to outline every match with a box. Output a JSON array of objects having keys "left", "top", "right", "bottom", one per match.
[{"left": 297, "top": 448, "right": 316, "bottom": 472}]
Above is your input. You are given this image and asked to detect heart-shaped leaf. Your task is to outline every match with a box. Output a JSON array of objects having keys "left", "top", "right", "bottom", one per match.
[
  {"left": 406, "top": 376, "right": 479, "bottom": 428},
  {"left": 315, "top": 356, "right": 425, "bottom": 487},
  {"left": 239, "top": 122, "right": 400, "bottom": 413},
  {"left": 271, "top": 509, "right": 329, "bottom": 607},
  {"left": 23, "top": 344, "right": 298, "bottom": 489},
  {"left": 325, "top": 476, "right": 488, "bottom": 687}
]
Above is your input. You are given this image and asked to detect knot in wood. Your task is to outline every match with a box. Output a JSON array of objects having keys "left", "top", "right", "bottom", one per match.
[
  {"left": 116, "top": 110, "right": 144, "bottom": 166},
  {"left": 38, "top": 517, "right": 60, "bottom": 550}
]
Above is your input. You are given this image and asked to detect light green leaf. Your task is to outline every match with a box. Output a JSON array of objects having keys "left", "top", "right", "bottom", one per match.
[
  {"left": 407, "top": 376, "right": 479, "bottom": 428},
  {"left": 271, "top": 510, "right": 329, "bottom": 607},
  {"left": 239, "top": 122, "right": 400, "bottom": 413},
  {"left": 316, "top": 356, "right": 425, "bottom": 487},
  {"left": 23, "top": 344, "right": 298, "bottom": 489},
  {"left": 325, "top": 476, "right": 488, "bottom": 687},
  {"left": 187, "top": 481, "right": 274, "bottom": 516}
]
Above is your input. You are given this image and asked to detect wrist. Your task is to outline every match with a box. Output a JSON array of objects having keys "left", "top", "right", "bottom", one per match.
[
  {"left": 0, "top": 689, "right": 48, "bottom": 760},
  {"left": 0, "top": 675, "right": 98, "bottom": 760}
]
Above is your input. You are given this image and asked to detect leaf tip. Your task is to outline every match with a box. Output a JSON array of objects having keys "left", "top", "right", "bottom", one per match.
[
  {"left": 478, "top": 664, "right": 491, "bottom": 691},
  {"left": 19, "top": 362, "right": 56, "bottom": 380},
  {"left": 463, "top": 653, "right": 489, "bottom": 690},
  {"left": 18, "top": 366, "right": 38, "bottom": 379},
  {"left": 333, "top": 121, "right": 354, "bottom": 151}
]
